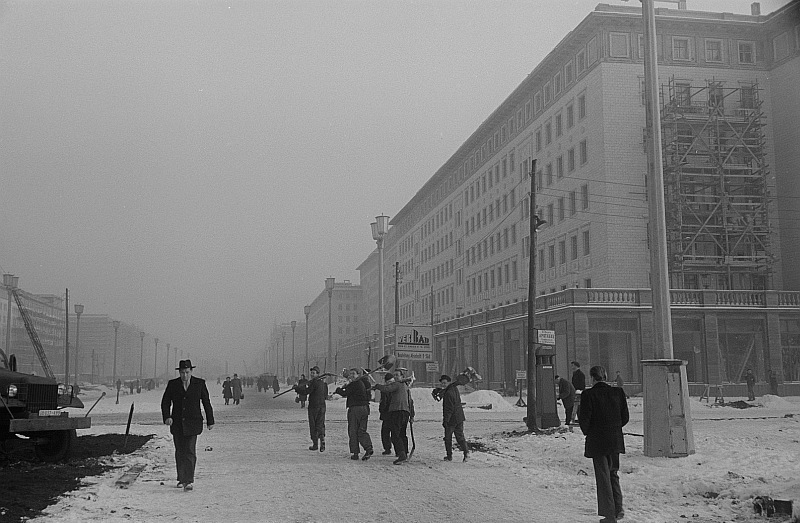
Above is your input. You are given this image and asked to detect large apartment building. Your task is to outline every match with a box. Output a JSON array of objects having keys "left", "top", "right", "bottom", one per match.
[{"left": 355, "top": 1, "right": 800, "bottom": 392}]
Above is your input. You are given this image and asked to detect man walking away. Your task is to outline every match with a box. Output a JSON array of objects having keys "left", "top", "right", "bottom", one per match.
[
  {"left": 161, "top": 360, "right": 215, "bottom": 492},
  {"left": 571, "top": 361, "right": 587, "bottom": 424},
  {"left": 372, "top": 372, "right": 411, "bottom": 465},
  {"left": 296, "top": 374, "right": 309, "bottom": 408},
  {"left": 335, "top": 368, "right": 374, "bottom": 461},
  {"left": 232, "top": 374, "right": 243, "bottom": 405},
  {"left": 555, "top": 374, "right": 576, "bottom": 426},
  {"left": 579, "top": 365, "right": 629, "bottom": 523},
  {"left": 438, "top": 374, "right": 469, "bottom": 462},
  {"left": 745, "top": 368, "right": 756, "bottom": 401},
  {"left": 295, "top": 366, "right": 327, "bottom": 451}
]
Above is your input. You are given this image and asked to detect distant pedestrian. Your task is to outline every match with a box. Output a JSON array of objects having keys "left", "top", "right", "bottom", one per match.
[
  {"left": 232, "top": 374, "right": 242, "bottom": 405},
  {"left": 272, "top": 375, "right": 280, "bottom": 395},
  {"left": 745, "top": 368, "right": 756, "bottom": 401},
  {"left": 614, "top": 371, "right": 628, "bottom": 399},
  {"left": 437, "top": 374, "right": 469, "bottom": 462},
  {"left": 295, "top": 366, "right": 327, "bottom": 452},
  {"left": 161, "top": 360, "right": 215, "bottom": 492},
  {"left": 555, "top": 374, "right": 576, "bottom": 426},
  {"left": 335, "top": 368, "right": 374, "bottom": 461},
  {"left": 580, "top": 365, "right": 629, "bottom": 523},
  {"left": 373, "top": 371, "right": 411, "bottom": 465},
  {"left": 222, "top": 377, "right": 232, "bottom": 405},
  {"left": 571, "top": 361, "right": 586, "bottom": 391},
  {"left": 296, "top": 374, "right": 308, "bottom": 408},
  {"left": 768, "top": 370, "right": 779, "bottom": 396}
]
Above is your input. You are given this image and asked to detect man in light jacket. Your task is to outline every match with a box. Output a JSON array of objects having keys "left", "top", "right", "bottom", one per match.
[{"left": 373, "top": 372, "right": 410, "bottom": 465}]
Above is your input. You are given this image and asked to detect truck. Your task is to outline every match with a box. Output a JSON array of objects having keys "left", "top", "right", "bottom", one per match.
[{"left": 0, "top": 278, "right": 91, "bottom": 461}]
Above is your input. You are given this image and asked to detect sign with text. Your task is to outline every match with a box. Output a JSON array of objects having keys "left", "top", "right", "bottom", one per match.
[
  {"left": 395, "top": 325, "right": 433, "bottom": 361},
  {"left": 516, "top": 370, "right": 527, "bottom": 380},
  {"left": 535, "top": 329, "right": 556, "bottom": 345},
  {"left": 426, "top": 362, "right": 439, "bottom": 373}
]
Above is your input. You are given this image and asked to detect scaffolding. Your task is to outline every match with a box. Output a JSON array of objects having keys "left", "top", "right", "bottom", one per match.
[{"left": 661, "top": 78, "right": 772, "bottom": 290}]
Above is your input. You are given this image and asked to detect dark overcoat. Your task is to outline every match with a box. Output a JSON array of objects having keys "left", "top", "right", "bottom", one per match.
[
  {"left": 161, "top": 376, "right": 215, "bottom": 437},
  {"left": 578, "top": 381, "right": 628, "bottom": 458},
  {"left": 557, "top": 377, "right": 576, "bottom": 409},
  {"left": 442, "top": 383, "right": 466, "bottom": 427}
]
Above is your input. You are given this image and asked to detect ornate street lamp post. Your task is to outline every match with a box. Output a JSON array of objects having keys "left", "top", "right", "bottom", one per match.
[
  {"left": 139, "top": 331, "right": 145, "bottom": 392},
  {"left": 291, "top": 320, "right": 297, "bottom": 379},
  {"left": 112, "top": 320, "right": 120, "bottom": 404},
  {"left": 74, "top": 304, "right": 84, "bottom": 387},
  {"left": 371, "top": 214, "right": 390, "bottom": 357},
  {"left": 153, "top": 337, "right": 159, "bottom": 383},
  {"left": 325, "top": 277, "right": 335, "bottom": 376},
  {"left": 304, "top": 305, "right": 310, "bottom": 375}
]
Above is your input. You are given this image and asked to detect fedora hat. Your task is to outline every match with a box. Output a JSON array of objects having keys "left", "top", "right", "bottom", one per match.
[{"left": 176, "top": 359, "right": 196, "bottom": 371}]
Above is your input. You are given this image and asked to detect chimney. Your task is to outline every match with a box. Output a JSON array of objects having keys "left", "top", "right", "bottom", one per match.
[{"left": 751, "top": 2, "right": 761, "bottom": 15}]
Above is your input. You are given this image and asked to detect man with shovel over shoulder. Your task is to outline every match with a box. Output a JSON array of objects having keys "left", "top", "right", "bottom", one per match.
[
  {"left": 437, "top": 374, "right": 469, "bottom": 462},
  {"left": 372, "top": 370, "right": 411, "bottom": 465},
  {"left": 295, "top": 366, "right": 327, "bottom": 452}
]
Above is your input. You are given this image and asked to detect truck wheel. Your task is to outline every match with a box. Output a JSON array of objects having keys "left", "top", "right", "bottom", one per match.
[{"left": 34, "top": 429, "right": 76, "bottom": 462}]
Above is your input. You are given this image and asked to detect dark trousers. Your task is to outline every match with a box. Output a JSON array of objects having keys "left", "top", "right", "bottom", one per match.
[
  {"left": 443, "top": 421, "right": 467, "bottom": 456},
  {"left": 747, "top": 384, "right": 755, "bottom": 400},
  {"left": 308, "top": 405, "right": 326, "bottom": 442},
  {"left": 173, "top": 434, "right": 198, "bottom": 484},
  {"left": 564, "top": 405, "right": 574, "bottom": 425},
  {"left": 380, "top": 418, "right": 392, "bottom": 452},
  {"left": 347, "top": 405, "right": 373, "bottom": 454},
  {"left": 592, "top": 453, "right": 623, "bottom": 518},
  {"left": 388, "top": 410, "right": 410, "bottom": 457}
]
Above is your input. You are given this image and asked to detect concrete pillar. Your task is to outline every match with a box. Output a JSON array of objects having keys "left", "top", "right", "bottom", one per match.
[{"left": 642, "top": 359, "right": 695, "bottom": 457}]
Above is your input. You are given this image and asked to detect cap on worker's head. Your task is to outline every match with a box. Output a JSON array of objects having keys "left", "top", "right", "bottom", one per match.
[
  {"left": 439, "top": 374, "right": 451, "bottom": 383},
  {"left": 384, "top": 372, "right": 394, "bottom": 381},
  {"left": 310, "top": 366, "right": 320, "bottom": 373},
  {"left": 176, "top": 359, "right": 195, "bottom": 371}
]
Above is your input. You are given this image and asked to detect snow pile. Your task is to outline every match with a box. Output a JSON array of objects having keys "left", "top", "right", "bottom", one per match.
[
  {"left": 756, "top": 394, "right": 795, "bottom": 409},
  {"left": 462, "top": 390, "right": 516, "bottom": 411}
]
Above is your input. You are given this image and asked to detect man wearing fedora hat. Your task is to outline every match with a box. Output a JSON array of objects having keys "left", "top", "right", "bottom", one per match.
[{"left": 161, "top": 359, "right": 215, "bottom": 491}]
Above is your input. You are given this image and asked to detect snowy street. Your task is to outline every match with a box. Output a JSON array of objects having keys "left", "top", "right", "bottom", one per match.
[{"left": 30, "top": 384, "right": 800, "bottom": 523}]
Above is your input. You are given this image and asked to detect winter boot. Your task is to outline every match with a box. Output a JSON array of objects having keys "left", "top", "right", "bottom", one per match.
[
  {"left": 309, "top": 440, "right": 318, "bottom": 451},
  {"left": 462, "top": 450, "right": 469, "bottom": 462},
  {"left": 393, "top": 452, "right": 407, "bottom": 465},
  {"left": 444, "top": 437, "right": 453, "bottom": 461},
  {"left": 319, "top": 437, "right": 326, "bottom": 452},
  {"left": 350, "top": 453, "right": 360, "bottom": 460},
  {"left": 443, "top": 455, "right": 453, "bottom": 461},
  {"left": 362, "top": 450, "right": 373, "bottom": 461}
]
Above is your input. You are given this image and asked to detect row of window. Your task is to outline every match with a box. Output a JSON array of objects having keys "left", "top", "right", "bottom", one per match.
[
  {"left": 465, "top": 187, "right": 518, "bottom": 237},
  {"left": 538, "top": 230, "right": 591, "bottom": 271},
  {"left": 466, "top": 225, "right": 518, "bottom": 268},
  {"left": 466, "top": 259, "right": 520, "bottom": 298}
]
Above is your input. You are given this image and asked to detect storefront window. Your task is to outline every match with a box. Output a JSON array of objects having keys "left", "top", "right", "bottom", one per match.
[
  {"left": 588, "top": 318, "right": 640, "bottom": 383},
  {"left": 673, "top": 318, "right": 705, "bottom": 383},
  {"left": 718, "top": 318, "right": 766, "bottom": 383},
  {"left": 780, "top": 319, "right": 800, "bottom": 381}
]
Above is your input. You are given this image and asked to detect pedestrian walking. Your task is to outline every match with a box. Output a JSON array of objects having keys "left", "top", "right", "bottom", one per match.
[
  {"left": 231, "top": 373, "right": 243, "bottom": 405},
  {"left": 372, "top": 371, "right": 411, "bottom": 465},
  {"left": 160, "top": 359, "right": 215, "bottom": 492},
  {"left": 555, "top": 374, "right": 576, "bottom": 426},
  {"left": 745, "top": 368, "right": 756, "bottom": 401},
  {"left": 579, "top": 365, "right": 629, "bottom": 523},
  {"left": 296, "top": 374, "right": 309, "bottom": 408},
  {"left": 222, "top": 377, "right": 232, "bottom": 405},
  {"left": 572, "top": 361, "right": 586, "bottom": 391},
  {"left": 335, "top": 368, "right": 374, "bottom": 461},
  {"left": 272, "top": 375, "right": 280, "bottom": 395},
  {"left": 294, "top": 366, "right": 327, "bottom": 452},
  {"left": 437, "top": 374, "right": 469, "bottom": 462}
]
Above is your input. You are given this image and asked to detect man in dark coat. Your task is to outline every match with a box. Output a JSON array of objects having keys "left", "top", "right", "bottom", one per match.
[
  {"left": 745, "top": 368, "right": 756, "bottom": 401},
  {"left": 295, "top": 366, "right": 327, "bottom": 451},
  {"left": 378, "top": 375, "right": 393, "bottom": 455},
  {"left": 296, "top": 374, "right": 309, "bottom": 408},
  {"left": 335, "top": 368, "right": 374, "bottom": 460},
  {"left": 439, "top": 374, "right": 469, "bottom": 462},
  {"left": 555, "top": 374, "right": 576, "bottom": 426},
  {"left": 579, "top": 365, "right": 629, "bottom": 523},
  {"left": 571, "top": 361, "right": 586, "bottom": 391},
  {"left": 161, "top": 360, "right": 215, "bottom": 491}
]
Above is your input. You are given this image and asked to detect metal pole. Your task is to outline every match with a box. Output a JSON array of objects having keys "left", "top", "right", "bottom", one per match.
[
  {"left": 139, "top": 332, "right": 145, "bottom": 391},
  {"left": 291, "top": 321, "right": 296, "bottom": 379},
  {"left": 153, "top": 338, "right": 158, "bottom": 382},
  {"left": 112, "top": 321, "right": 120, "bottom": 404},
  {"left": 64, "top": 289, "right": 69, "bottom": 384},
  {"left": 282, "top": 331, "right": 286, "bottom": 381},
  {"left": 526, "top": 159, "right": 540, "bottom": 432},
  {"left": 378, "top": 239, "right": 385, "bottom": 356},
  {"left": 395, "top": 261, "right": 400, "bottom": 325},
  {"left": 304, "top": 306, "right": 310, "bottom": 375},
  {"left": 328, "top": 289, "right": 333, "bottom": 374},
  {"left": 74, "top": 305, "right": 83, "bottom": 386}
]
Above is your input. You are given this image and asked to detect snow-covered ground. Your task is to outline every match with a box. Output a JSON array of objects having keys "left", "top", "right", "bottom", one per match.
[{"left": 29, "top": 382, "right": 800, "bottom": 523}]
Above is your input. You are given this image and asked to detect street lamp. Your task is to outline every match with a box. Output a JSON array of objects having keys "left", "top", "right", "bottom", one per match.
[
  {"left": 139, "top": 331, "right": 145, "bottom": 392},
  {"left": 281, "top": 330, "right": 286, "bottom": 381},
  {"left": 371, "top": 214, "right": 389, "bottom": 357},
  {"left": 165, "top": 343, "right": 170, "bottom": 377},
  {"left": 325, "top": 277, "right": 335, "bottom": 376},
  {"left": 153, "top": 337, "right": 159, "bottom": 383},
  {"left": 304, "top": 305, "right": 310, "bottom": 375},
  {"left": 74, "top": 304, "right": 84, "bottom": 387},
  {"left": 112, "top": 320, "right": 120, "bottom": 404},
  {"left": 291, "top": 320, "right": 297, "bottom": 379}
]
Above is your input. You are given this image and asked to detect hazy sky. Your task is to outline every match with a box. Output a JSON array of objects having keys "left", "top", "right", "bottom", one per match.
[{"left": 0, "top": 0, "right": 789, "bottom": 365}]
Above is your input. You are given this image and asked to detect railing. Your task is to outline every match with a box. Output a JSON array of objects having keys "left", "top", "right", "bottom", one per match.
[
  {"left": 586, "top": 289, "right": 640, "bottom": 305},
  {"left": 715, "top": 291, "right": 765, "bottom": 306}
]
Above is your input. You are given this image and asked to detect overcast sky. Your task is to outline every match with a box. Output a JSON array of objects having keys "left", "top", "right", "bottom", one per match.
[{"left": 0, "top": 0, "right": 790, "bottom": 367}]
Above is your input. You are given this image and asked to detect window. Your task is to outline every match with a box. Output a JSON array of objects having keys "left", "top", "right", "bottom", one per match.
[
  {"left": 548, "top": 245, "right": 556, "bottom": 268},
  {"left": 566, "top": 104, "right": 574, "bottom": 128},
  {"left": 510, "top": 151, "right": 515, "bottom": 172},
  {"left": 547, "top": 203, "right": 554, "bottom": 225},
  {"left": 571, "top": 235, "right": 578, "bottom": 260},
  {"left": 610, "top": 32, "right": 630, "bottom": 58},
  {"left": 538, "top": 249, "right": 545, "bottom": 271},
  {"left": 672, "top": 36, "right": 691, "bottom": 61},
  {"left": 545, "top": 121, "right": 552, "bottom": 144},
  {"left": 559, "top": 241, "right": 566, "bottom": 265},
  {"left": 546, "top": 163, "right": 553, "bottom": 186},
  {"left": 569, "top": 190, "right": 576, "bottom": 215},
  {"left": 544, "top": 82, "right": 552, "bottom": 105},
  {"left": 675, "top": 83, "right": 691, "bottom": 106},
  {"left": 555, "top": 113, "right": 563, "bottom": 137},
  {"left": 578, "top": 93, "right": 586, "bottom": 119},
  {"left": 773, "top": 32, "right": 790, "bottom": 61},
  {"left": 568, "top": 148, "right": 575, "bottom": 172},
  {"left": 740, "top": 85, "right": 756, "bottom": 109},
  {"left": 553, "top": 72, "right": 562, "bottom": 96},
  {"left": 556, "top": 155, "right": 564, "bottom": 179},
  {"left": 534, "top": 92, "right": 542, "bottom": 114},
  {"left": 581, "top": 184, "right": 589, "bottom": 209},
  {"left": 579, "top": 139, "right": 588, "bottom": 165},
  {"left": 576, "top": 49, "right": 586, "bottom": 74},
  {"left": 738, "top": 41, "right": 755, "bottom": 64},
  {"left": 558, "top": 197, "right": 565, "bottom": 221},
  {"left": 535, "top": 129, "right": 542, "bottom": 152},
  {"left": 637, "top": 34, "right": 645, "bottom": 59},
  {"left": 705, "top": 39, "right": 723, "bottom": 62},
  {"left": 583, "top": 230, "right": 590, "bottom": 255},
  {"left": 564, "top": 61, "right": 574, "bottom": 85},
  {"left": 587, "top": 36, "right": 598, "bottom": 64},
  {"left": 708, "top": 83, "right": 723, "bottom": 109}
]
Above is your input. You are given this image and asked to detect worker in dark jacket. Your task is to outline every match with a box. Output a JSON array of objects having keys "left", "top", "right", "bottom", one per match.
[
  {"left": 295, "top": 366, "right": 327, "bottom": 451},
  {"left": 373, "top": 372, "right": 411, "bottom": 465},
  {"left": 161, "top": 360, "right": 215, "bottom": 491},
  {"left": 439, "top": 374, "right": 469, "bottom": 462},
  {"left": 579, "top": 365, "right": 629, "bottom": 523},
  {"left": 378, "top": 377, "right": 393, "bottom": 455},
  {"left": 335, "top": 368, "right": 374, "bottom": 460},
  {"left": 555, "top": 374, "right": 576, "bottom": 426},
  {"left": 571, "top": 361, "right": 586, "bottom": 391}
]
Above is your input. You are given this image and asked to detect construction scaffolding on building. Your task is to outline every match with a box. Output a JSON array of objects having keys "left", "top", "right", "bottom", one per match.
[{"left": 661, "top": 77, "right": 773, "bottom": 291}]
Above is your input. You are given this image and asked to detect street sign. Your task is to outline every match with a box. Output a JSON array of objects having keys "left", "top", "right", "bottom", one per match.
[
  {"left": 426, "top": 362, "right": 439, "bottom": 373},
  {"left": 395, "top": 325, "right": 433, "bottom": 361},
  {"left": 535, "top": 329, "right": 556, "bottom": 345},
  {"left": 516, "top": 370, "right": 527, "bottom": 380}
]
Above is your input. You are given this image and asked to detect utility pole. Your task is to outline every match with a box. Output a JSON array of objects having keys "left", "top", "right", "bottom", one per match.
[
  {"left": 64, "top": 289, "right": 69, "bottom": 384},
  {"left": 526, "top": 159, "right": 545, "bottom": 433},
  {"left": 395, "top": 262, "right": 400, "bottom": 325}
]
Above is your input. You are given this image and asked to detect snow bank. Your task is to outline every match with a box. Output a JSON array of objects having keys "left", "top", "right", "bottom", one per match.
[
  {"left": 756, "top": 394, "right": 796, "bottom": 409},
  {"left": 462, "top": 390, "right": 516, "bottom": 411}
]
